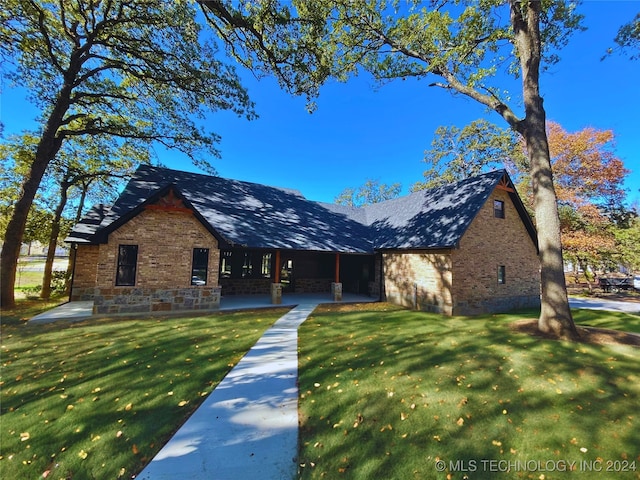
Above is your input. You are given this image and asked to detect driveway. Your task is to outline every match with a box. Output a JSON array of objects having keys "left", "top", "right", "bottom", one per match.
[{"left": 569, "top": 296, "right": 640, "bottom": 315}]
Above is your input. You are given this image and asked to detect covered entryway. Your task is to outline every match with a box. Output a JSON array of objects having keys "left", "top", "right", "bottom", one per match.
[{"left": 218, "top": 248, "right": 376, "bottom": 297}]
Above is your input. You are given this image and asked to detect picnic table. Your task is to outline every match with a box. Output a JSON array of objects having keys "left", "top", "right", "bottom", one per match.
[{"left": 598, "top": 276, "right": 633, "bottom": 293}]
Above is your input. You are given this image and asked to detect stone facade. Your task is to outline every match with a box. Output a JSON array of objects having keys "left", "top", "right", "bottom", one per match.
[
  {"left": 92, "top": 286, "right": 221, "bottom": 315},
  {"left": 71, "top": 207, "right": 221, "bottom": 314},
  {"left": 381, "top": 189, "right": 540, "bottom": 316}
]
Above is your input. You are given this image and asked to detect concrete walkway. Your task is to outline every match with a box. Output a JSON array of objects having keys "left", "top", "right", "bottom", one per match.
[
  {"left": 28, "top": 293, "right": 376, "bottom": 324},
  {"left": 136, "top": 302, "right": 319, "bottom": 480}
]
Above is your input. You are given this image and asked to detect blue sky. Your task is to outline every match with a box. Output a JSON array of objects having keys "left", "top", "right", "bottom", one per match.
[{"left": 2, "top": 1, "right": 639, "bottom": 207}]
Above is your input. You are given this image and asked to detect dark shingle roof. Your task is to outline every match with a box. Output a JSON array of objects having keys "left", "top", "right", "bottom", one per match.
[
  {"left": 67, "top": 165, "right": 535, "bottom": 253},
  {"left": 362, "top": 170, "right": 512, "bottom": 249}
]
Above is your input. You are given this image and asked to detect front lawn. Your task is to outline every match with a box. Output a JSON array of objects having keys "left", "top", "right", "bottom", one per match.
[
  {"left": 0, "top": 309, "right": 288, "bottom": 479},
  {"left": 298, "top": 304, "right": 640, "bottom": 479},
  {"left": 575, "top": 309, "right": 640, "bottom": 335}
]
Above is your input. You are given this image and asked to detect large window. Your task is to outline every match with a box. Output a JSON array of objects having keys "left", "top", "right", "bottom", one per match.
[
  {"left": 261, "top": 253, "right": 272, "bottom": 278},
  {"left": 242, "top": 252, "right": 253, "bottom": 278},
  {"left": 191, "top": 248, "right": 209, "bottom": 285},
  {"left": 220, "top": 250, "right": 232, "bottom": 277},
  {"left": 116, "top": 245, "right": 138, "bottom": 286}
]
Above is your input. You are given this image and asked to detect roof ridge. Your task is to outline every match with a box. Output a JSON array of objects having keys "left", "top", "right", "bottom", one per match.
[{"left": 138, "top": 164, "right": 306, "bottom": 198}]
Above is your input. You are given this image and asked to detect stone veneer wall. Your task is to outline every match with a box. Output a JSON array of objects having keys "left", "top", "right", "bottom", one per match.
[
  {"left": 73, "top": 207, "right": 221, "bottom": 314},
  {"left": 382, "top": 250, "right": 454, "bottom": 314},
  {"left": 450, "top": 189, "right": 540, "bottom": 315},
  {"left": 93, "top": 286, "right": 221, "bottom": 315}
]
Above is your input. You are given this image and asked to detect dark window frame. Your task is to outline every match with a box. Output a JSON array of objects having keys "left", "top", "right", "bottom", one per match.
[
  {"left": 261, "top": 253, "right": 272, "bottom": 278},
  {"left": 191, "top": 248, "right": 209, "bottom": 286},
  {"left": 494, "top": 199, "right": 505, "bottom": 219},
  {"left": 220, "top": 250, "right": 232, "bottom": 278},
  {"left": 116, "top": 244, "right": 138, "bottom": 286},
  {"left": 497, "top": 265, "right": 506, "bottom": 284},
  {"left": 242, "top": 252, "right": 253, "bottom": 278}
]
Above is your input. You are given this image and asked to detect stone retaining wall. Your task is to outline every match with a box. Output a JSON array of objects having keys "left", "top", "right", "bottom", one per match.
[{"left": 92, "top": 286, "right": 221, "bottom": 315}]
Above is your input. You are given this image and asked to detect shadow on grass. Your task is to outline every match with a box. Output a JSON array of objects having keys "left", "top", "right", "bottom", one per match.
[
  {"left": 298, "top": 305, "right": 639, "bottom": 479},
  {"left": 0, "top": 309, "right": 288, "bottom": 480}
]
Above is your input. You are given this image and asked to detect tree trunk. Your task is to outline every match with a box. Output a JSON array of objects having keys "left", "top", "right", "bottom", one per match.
[
  {"left": 0, "top": 77, "right": 72, "bottom": 307},
  {"left": 41, "top": 181, "right": 69, "bottom": 300},
  {"left": 0, "top": 158, "right": 50, "bottom": 307},
  {"left": 0, "top": 130, "right": 66, "bottom": 307},
  {"left": 523, "top": 122, "right": 579, "bottom": 339},
  {"left": 65, "top": 183, "right": 89, "bottom": 295},
  {"left": 513, "top": 0, "right": 579, "bottom": 340}
]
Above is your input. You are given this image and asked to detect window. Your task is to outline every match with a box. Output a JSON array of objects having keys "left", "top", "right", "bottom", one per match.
[
  {"left": 116, "top": 245, "right": 138, "bottom": 286},
  {"left": 191, "top": 248, "right": 209, "bottom": 285},
  {"left": 498, "top": 265, "right": 506, "bottom": 284},
  {"left": 220, "top": 251, "right": 232, "bottom": 277},
  {"left": 242, "top": 252, "right": 253, "bottom": 278},
  {"left": 494, "top": 200, "right": 505, "bottom": 219},
  {"left": 261, "top": 253, "right": 272, "bottom": 278}
]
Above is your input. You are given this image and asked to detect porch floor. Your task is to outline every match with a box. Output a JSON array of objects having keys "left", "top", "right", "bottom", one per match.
[{"left": 28, "top": 292, "right": 378, "bottom": 324}]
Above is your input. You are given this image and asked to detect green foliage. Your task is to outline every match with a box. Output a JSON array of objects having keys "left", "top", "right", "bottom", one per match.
[
  {"left": 0, "top": 309, "right": 285, "bottom": 479},
  {"left": 205, "top": 0, "right": 589, "bottom": 337},
  {"left": 614, "top": 216, "right": 640, "bottom": 272},
  {"left": 334, "top": 179, "right": 401, "bottom": 207},
  {"left": 298, "top": 304, "right": 639, "bottom": 479},
  {"left": 204, "top": 0, "right": 583, "bottom": 117},
  {"left": 610, "top": 12, "right": 640, "bottom": 60},
  {"left": 0, "top": 0, "right": 256, "bottom": 168},
  {"left": 413, "top": 119, "right": 525, "bottom": 191}
]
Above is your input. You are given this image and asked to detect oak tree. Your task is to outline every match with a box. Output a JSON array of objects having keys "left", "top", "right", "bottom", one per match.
[
  {"left": 335, "top": 179, "right": 401, "bottom": 207},
  {"left": 413, "top": 119, "right": 526, "bottom": 191},
  {"left": 0, "top": 0, "right": 255, "bottom": 307},
  {"left": 610, "top": 12, "right": 640, "bottom": 60},
  {"left": 203, "top": 0, "right": 585, "bottom": 338}
]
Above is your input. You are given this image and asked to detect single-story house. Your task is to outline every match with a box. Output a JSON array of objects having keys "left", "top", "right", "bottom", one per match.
[{"left": 66, "top": 165, "right": 540, "bottom": 316}]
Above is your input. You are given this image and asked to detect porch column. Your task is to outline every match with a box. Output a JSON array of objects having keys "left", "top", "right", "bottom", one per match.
[
  {"left": 272, "top": 249, "right": 282, "bottom": 304},
  {"left": 332, "top": 253, "right": 342, "bottom": 301}
]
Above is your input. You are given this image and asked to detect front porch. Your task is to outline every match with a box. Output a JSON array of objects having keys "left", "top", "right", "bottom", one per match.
[{"left": 29, "top": 292, "right": 378, "bottom": 324}]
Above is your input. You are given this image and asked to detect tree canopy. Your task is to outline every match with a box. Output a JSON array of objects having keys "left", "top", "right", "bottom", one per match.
[
  {"left": 334, "top": 179, "right": 401, "bottom": 207},
  {"left": 610, "top": 12, "right": 640, "bottom": 60},
  {"left": 203, "top": 0, "right": 585, "bottom": 338},
  {"left": 0, "top": 0, "right": 256, "bottom": 307},
  {"left": 413, "top": 119, "right": 525, "bottom": 191}
]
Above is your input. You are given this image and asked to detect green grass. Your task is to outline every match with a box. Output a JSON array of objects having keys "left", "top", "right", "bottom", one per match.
[
  {"left": 1, "top": 297, "right": 68, "bottom": 326},
  {"left": 575, "top": 309, "right": 640, "bottom": 334},
  {"left": 0, "top": 308, "right": 288, "bottom": 479},
  {"left": 297, "top": 304, "right": 640, "bottom": 480}
]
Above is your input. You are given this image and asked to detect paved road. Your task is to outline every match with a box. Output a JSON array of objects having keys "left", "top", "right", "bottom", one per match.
[
  {"left": 18, "top": 259, "right": 69, "bottom": 272},
  {"left": 569, "top": 297, "right": 640, "bottom": 315}
]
